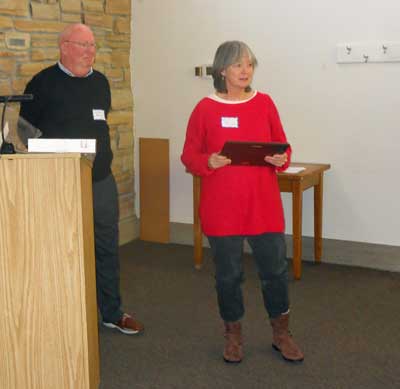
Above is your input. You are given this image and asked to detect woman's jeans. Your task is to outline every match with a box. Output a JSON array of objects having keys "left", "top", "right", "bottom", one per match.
[{"left": 208, "top": 232, "right": 289, "bottom": 322}]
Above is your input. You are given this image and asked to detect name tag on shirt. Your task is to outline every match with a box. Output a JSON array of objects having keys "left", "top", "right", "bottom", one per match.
[
  {"left": 221, "top": 116, "right": 239, "bottom": 128},
  {"left": 93, "top": 109, "right": 106, "bottom": 121}
]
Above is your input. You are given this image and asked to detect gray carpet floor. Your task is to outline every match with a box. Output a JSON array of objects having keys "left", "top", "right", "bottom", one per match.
[{"left": 98, "top": 240, "right": 400, "bottom": 389}]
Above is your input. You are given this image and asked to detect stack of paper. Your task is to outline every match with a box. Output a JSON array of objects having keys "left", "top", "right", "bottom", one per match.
[
  {"left": 282, "top": 166, "right": 306, "bottom": 174},
  {"left": 28, "top": 138, "right": 96, "bottom": 153}
]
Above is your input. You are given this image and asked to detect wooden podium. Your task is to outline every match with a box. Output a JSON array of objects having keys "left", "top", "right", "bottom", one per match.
[{"left": 0, "top": 154, "right": 99, "bottom": 389}]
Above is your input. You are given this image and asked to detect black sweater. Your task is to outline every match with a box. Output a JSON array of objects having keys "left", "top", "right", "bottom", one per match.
[{"left": 20, "top": 64, "right": 113, "bottom": 181}]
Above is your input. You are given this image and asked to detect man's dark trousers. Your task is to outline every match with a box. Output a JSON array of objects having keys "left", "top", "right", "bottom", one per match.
[{"left": 92, "top": 173, "right": 123, "bottom": 323}]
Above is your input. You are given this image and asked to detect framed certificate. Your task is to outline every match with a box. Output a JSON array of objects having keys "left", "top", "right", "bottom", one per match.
[{"left": 220, "top": 141, "right": 289, "bottom": 166}]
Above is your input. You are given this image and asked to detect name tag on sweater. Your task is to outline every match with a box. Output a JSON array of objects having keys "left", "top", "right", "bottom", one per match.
[
  {"left": 93, "top": 109, "right": 105, "bottom": 121},
  {"left": 221, "top": 117, "right": 238, "bottom": 128}
]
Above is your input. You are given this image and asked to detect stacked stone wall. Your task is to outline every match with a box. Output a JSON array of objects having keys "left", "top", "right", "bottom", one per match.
[{"left": 0, "top": 0, "right": 137, "bottom": 243}]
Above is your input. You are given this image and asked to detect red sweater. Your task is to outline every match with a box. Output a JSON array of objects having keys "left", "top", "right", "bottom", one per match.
[{"left": 181, "top": 92, "right": 291, "bottom": 236}]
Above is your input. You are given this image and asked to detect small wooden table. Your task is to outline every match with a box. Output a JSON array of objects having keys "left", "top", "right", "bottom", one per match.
[{"left": 192, "top": 162, "right": 330, "bottom": 280}]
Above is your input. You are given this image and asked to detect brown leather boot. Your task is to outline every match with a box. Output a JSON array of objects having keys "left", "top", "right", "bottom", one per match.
[
  {"left": 270, "top": 313, "right": 304, "bottom": 362},
  {"left": 223, "top": 321, "right": 243, "bottom": 363}
]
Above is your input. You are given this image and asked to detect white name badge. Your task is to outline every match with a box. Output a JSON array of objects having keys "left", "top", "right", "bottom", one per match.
[
  {"left": 221, "top": 116, "right": 239, "bottom": 128},
  {"left": 93, "top": 109, "right": 106, "bottom": 121}
]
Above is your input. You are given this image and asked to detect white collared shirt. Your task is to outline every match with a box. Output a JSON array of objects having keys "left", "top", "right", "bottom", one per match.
[{"left": 57, "top": 61, "right": 93, "bottom": 77}]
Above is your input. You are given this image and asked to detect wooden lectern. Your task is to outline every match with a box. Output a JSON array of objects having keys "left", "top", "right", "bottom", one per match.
[{"left": 0, "top": 153, "right": 99, "bottom": 389}]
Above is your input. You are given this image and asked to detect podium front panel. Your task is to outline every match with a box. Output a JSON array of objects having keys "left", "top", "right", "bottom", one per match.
[{"left": 0, "top": 154, "right": 99, "bottom": 389}]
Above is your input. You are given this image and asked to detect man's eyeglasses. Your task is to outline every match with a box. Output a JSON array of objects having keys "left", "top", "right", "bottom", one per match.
[{"left": 65, "top": 40, "right": 97, "bottom": 49}]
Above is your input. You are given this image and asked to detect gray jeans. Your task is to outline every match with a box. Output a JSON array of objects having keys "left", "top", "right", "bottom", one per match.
[{"left": 208, "top": 233, "right": 289, "bottom": 322}]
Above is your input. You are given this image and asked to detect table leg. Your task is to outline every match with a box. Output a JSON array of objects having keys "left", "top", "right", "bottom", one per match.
[
  {"left": 292, "top": 181, "right": 303, "bottom": 280},
  {"left": 314, "top": 173, "right": 323, "bottom": 263},
  {"left": 193, "top": 176, "right": 203, "bottom": 269}
]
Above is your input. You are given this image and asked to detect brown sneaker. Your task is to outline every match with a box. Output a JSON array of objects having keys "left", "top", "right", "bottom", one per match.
[
  {"left": 270, "top": 314, "right": 304, "bottom": 362},
  {"left": 223, "top": 321, "right": 243, "bottom": 363},
  {"left": 103, "top": 313, "right": 144, "bottom": 335}
]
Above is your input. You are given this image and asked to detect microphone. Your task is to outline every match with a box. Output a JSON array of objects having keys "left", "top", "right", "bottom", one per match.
[
  {"left": 0, "top": 94, "right": 33, "bottom": 103},
  {"left": 0, "top": 94, "right": 34, "bottom": 154}
]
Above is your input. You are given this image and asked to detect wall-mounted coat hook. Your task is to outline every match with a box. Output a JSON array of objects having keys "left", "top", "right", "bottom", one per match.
[{"left": 337, "top": 41, "right": 400, "bottom": 64}]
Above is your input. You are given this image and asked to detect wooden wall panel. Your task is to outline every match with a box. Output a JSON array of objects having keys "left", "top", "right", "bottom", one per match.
[{"left": 139, "top": 138, "right": 169, "bottom": 243}]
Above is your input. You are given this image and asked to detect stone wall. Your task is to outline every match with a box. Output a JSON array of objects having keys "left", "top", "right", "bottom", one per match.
[{"left": 0, "top": 0, "right": 137, "bottom": 244}]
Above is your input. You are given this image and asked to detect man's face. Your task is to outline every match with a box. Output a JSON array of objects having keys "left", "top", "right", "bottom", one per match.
[{"left": 61, "top": 28, "right": 96, "bottom": 76}]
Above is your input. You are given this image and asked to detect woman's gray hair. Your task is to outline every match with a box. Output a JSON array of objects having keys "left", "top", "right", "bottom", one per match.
[{"left": 212, "top": 41, "right": 258, "bottom": 93}]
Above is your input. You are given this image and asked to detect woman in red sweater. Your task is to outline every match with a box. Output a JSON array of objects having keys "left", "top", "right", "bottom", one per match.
[{"left": 181, "top": 41, "right": 303, "bottom": 364}]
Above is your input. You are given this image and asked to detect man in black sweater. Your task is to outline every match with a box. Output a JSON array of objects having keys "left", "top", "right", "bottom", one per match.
[{"left": 20, "top": 23, "right": 144, "bottom": 335}]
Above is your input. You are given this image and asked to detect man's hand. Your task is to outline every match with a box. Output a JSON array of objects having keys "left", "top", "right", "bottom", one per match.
[{"left": 208, "top": 152, "right": 232, "bottom": 169}]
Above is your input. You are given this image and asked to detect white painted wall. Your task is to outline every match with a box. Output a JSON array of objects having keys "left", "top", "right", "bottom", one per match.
[{"left": 131, "top": 0, "right": 400, "bottom": 246}]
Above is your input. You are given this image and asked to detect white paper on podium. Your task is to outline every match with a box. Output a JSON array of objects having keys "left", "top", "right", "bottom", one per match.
[{"left": 28, "top": 138, "right": 96, "bottom": 153}]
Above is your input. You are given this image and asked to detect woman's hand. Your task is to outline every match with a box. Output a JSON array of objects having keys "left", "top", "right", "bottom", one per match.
[
  {"left": 264, "top": 152, "right": 288, "bottom": 167},
  {"left": 208, "top": 152, "right": 232, "bottom": 169}
]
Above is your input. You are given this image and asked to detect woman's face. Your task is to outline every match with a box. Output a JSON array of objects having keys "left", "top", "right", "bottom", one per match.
[{"left": 221, "top": 55, "right": 254, "bottom": 93}]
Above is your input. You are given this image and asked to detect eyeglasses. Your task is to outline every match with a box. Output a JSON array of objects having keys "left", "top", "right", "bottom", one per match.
[{"left": 65, "top": 40, "right": 97, "bottom": 49}]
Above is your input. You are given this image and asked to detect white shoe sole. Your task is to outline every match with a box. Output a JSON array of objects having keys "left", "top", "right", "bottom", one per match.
[{"left": 102, "top": 321, "right": 140, "bottom": 335}]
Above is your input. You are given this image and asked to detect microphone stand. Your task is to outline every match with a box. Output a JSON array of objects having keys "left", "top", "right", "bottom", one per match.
[{"left": 0, "top": 94, "right": 34, "bottom": 154}]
